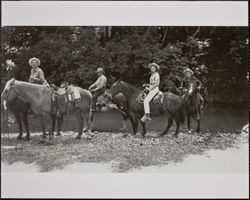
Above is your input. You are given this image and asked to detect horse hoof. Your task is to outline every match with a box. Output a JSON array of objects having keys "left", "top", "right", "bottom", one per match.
[
  {"left": 172, "top": 134, "right": 178, "bottom": 138},
  {"left": 122, "top": 133, "right": 128, "bottom": 137},
  {"left": 82, "top": 128, "right": 87, "bottom": 132},
  {"left": 159, "top": 133, "right": 166, "bottom": 137},
  {"left": 188, "top": 130, "right": 192, "bottom": 134},
  {"left": 141, "top": 135, "right": 146, "bottom": 139},
  {"left": 56, "top": 133, "right": 61, "bottom": 136},
  {"left": 17, "top": 136, "right": 23, "bottom": 140},
  {"left": 120, "top": 127, "right": 129, "bottom": 132},
  {"left": 25, "top": 137, "right": 31, "bottom": 141},
  {"left": 75, "top": 136, "right": 81, "bottom": 140}
]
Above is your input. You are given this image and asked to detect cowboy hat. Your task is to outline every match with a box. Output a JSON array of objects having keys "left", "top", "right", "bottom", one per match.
[
  {"left": 148, "top": 63, "right": 160, "bottom": 71},
  {"left": 29, "top": 57, "right": 41, "bottom": 67},
  {"left": 96, "top": 67, "right": 104, "bottom": 73},
  {"left": 183, "top": 68, "right": 194, "bottom": 75}
]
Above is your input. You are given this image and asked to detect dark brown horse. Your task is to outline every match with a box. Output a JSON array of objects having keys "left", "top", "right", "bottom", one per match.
[
  {"left": 110, "top": 80, "right": 186, "bottom": 137},
  {"left": 102, "top": 91, "right": 133, "bottom": 131},
  {"left": 182, "top": 80, "right": 202, "bottom": 133},
  {"left": 1, "top": 78, "right": 92, "bottom": 140}
]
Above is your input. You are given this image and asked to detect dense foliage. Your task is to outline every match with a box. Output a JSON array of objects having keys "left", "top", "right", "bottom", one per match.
[{"left": 1, "top": 26, "right": 248, "bottom": 102}]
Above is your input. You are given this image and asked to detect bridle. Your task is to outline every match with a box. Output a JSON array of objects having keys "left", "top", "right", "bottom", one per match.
[
  {"left": 111, "top": 82, "right": 122, "bottom": 97},
  {"left": 2, "top": 79, "right": 19, "bottom": 110}
]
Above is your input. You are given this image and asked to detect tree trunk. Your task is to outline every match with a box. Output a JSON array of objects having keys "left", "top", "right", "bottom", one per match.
[{"left": 162, "top": 27, "right": 168, "bottom": 45}]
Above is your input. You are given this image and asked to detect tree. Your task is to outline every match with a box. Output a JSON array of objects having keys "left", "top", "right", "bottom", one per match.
[{"left": 2, "top": 26, "right": 248, "bottom": 102}]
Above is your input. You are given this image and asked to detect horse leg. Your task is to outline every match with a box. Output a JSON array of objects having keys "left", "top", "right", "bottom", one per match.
[
  {"left": 172, "top": 118, "right": 180, "bottom": 138},
  {"left": 22, "top": 113, "right": 31, "bottom": 141},
  {"left": 45, "top": 115, "right": 54, "bottom": 140},
  {"left": 120, "top": 120, "right": 128, "bottom": 131},
  {"left": 126, "top": 114, "right": 134, "bottom": 133},
  {"left": 131, "top": 114, "right": 139, "bottom": 135},
  {"left": 140, "top": 121, "right": 147, "bottom": 137},
  {"left": 120, "top": 113, "right": 129, "bottom": 131},
  {"left": 133, "top": 118, "right": 139, "bottom": 135},
  {"left": 39, "top": 116, "right": 47, "bottom": 139},
  {"left": 14, "top": 113, "right": 23, "bottom": 140},
  {"left": 187, "top": 114, "right": 191, "bottom": 134},
  {"left": 57, "top": 116, "right": 63, "bottom": 136},
  {"left": 196, "top": 108, "right": 201, "bottom": 133},
  {"left": 51, "top": 115, "right": 56, "bottom": 136},
  {"left": 82, "top": 109, "right": 92, "bottom": 133},
  {"left": 46, "top": 115, "right": 54, "bottom": 140},
  {"left": 159, "top": 117, "right": 173, "bottom": 137},
  {"left": 75, "top": 111, "right": 84, "bottom": 139}
]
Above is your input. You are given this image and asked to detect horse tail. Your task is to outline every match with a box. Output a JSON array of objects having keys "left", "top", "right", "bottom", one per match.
[
  {"left": 87, "top": 90, "right": 94, "bottom": 122},
  {"left": 90, "top": 104, "right": 93, "bottom": 122}
]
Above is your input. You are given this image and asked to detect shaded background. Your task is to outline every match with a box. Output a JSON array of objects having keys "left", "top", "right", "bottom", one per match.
[{"left": 1, "top": 26, "right": 248, "bottom": 103}]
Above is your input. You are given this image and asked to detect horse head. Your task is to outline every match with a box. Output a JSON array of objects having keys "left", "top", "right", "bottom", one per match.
[
  {"left": 110, "top": 79, "right": 122, "bottom": 97},
  {"left": 182, "top": 81, "right": 199, "bottom": 104},
  {"left": 1, "top": 78, "right": 16, "bottom": 110}
]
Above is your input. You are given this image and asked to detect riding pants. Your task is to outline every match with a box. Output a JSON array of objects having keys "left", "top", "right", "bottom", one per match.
[
  {"left": 92, "top": 88, "right": 105, "bottom": 109},
  {"left": 143, "top": 87, "right": 159, "bottom": 114},
  {"left": 197, "top": 93, "right": 204, "bottom": 107}
]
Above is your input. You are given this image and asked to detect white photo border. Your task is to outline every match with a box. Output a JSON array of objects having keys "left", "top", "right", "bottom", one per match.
[{"left": 1, "top": 1, "right": 249, "bottom": 198}]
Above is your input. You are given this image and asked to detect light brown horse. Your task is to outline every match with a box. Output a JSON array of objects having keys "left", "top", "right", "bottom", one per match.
[{"left": 1, "top": 78, "right": 92, "bottom": 139}]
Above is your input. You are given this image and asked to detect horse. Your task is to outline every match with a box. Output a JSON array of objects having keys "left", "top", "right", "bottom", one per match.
[
  {"left": 110, "top": 80, "right": 186, "bottom": 137},
  {"left": 1, "top": 78, "right": 92, "bottom": 140},
  {"left": 1, "top": 84, "right": 64, "bottom": 140},
  {"left": 102, "top": 91, "right": 133, "bottom": 131},
  {"left": 181, "top": 80, "right": 202, "bottom": 133}
]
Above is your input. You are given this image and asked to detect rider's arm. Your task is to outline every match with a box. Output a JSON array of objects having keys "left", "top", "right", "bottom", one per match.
[
  {"left": 89, "top": 78, "right": 99, "bottom": 90},
  {"left": 33, "top": 70, "right": 45, "bottom": 84},
  {"left": 94, "top": 76, "right": 107, "bottom": 91},
  {"left": 29, "top": 75, "right": 33, "bottom": 83},
  {"left": 148, "top": 73, "right": 160, "bottom": 90},
  {"left": 196, "top": 78, "right": 202, "bottom": 90}
]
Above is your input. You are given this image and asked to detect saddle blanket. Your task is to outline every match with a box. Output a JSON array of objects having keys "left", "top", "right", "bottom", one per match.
[
  {"left": 53, "top": 85, "right": 81, "bottom": 101},
  {"left": 67, "top": 86, "right": 81, "bottom": 101},
  {"left": 138, "top": 91, "right": 164, "bottom": 104}
]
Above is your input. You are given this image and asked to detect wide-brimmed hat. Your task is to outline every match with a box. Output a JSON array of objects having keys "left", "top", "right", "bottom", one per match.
[
  {"left": 29, "top": 57, "right": 41, "bottom": 67},
  {"left": 148, "top": 63, "right": 160, "bottom": 71},
  {"left": 96, "top": 67, "right": 104, "bottom": 73},
  {"left": 183, "top": 68, "right": 194, "bottom": 75}
]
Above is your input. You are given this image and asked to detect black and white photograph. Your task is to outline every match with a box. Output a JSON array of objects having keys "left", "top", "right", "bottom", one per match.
[{"left": 1, "top": 1, "right": 249, "bottom": 199}]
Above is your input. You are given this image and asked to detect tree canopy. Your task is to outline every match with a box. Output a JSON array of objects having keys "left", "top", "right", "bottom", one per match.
[{"left": 1, "top": 26, "right": 248, "bottom": 102}]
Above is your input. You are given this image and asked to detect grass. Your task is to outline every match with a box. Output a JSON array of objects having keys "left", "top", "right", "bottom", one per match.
[{"left": 1, "top": 129, "right": 243, "bottom": 172}]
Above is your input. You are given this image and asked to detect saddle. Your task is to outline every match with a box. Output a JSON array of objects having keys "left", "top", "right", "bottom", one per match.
[
  {"left": 51, "top": 83, "right": 81, "bottom": 114},
  {"left": 137, "top": 91, "right": 164, "bottom": 104}
]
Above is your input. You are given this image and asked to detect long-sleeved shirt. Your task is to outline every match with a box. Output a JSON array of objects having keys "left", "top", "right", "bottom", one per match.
[
  {"left": 91, "top": 74, "right": 107, "bottom": 90},
  {"left": 148, "top": 72, "right": 160, "bottom": 90},
  {"left": 29, "top": 67, "right": 47, "bottom": 85},
  {"left": 182, "top": 76, "right": 202, "bottom": 89}
]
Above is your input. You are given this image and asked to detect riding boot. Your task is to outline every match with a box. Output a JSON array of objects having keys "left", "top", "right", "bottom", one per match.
[{"left": 141, "top": 113, "right": 151, "bottom": 122}]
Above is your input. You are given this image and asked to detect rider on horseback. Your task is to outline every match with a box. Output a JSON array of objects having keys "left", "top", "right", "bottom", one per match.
[
  {"left": 28, "top": 57, "right": 48, "bottom": 85},
  {"left": 88, "top": 67, "right": 107, "bottom": 111},
  {"left": 141, "top": 63, "right": 160, "bottom": 122},
  {"left": 181, "top": 68, "right": 204, "bottom": 108}
]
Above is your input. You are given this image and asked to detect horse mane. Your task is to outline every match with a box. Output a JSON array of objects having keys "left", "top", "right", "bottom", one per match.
[
  {"left": 15, "top": 80, "right": 47, "bottom": 88},
  {"left": 120, "top": 81, "right": 140, "bottom": 94}
]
